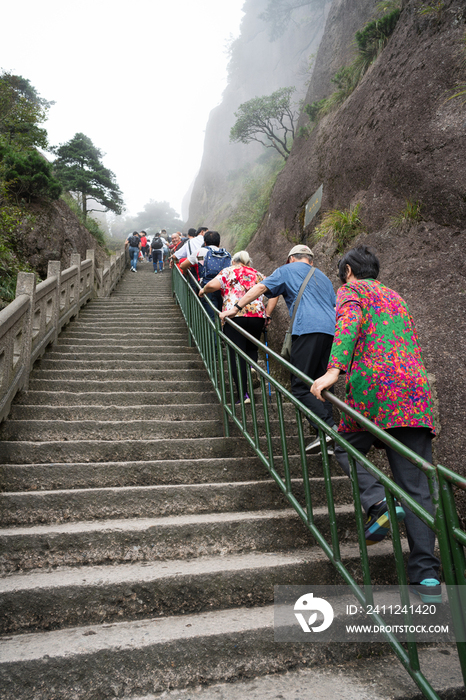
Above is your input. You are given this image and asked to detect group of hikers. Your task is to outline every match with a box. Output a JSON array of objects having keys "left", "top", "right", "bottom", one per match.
[
  {"left": 125, "top": 230, "right": 170, "bottom": 273},
  {"left": 125, "top": 225, "right": 442, "bottom": 605}
]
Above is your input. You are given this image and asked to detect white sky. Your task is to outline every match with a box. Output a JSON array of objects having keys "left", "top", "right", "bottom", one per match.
[{"left": 1, "top": 0, "right": 245, "bottom": 219}]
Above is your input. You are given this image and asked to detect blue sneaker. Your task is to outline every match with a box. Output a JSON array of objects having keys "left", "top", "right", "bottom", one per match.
[
  {"left": 365, "top": 499, "right": 405, "bottom": 545},
  {"left": 410, "top": 579, "right": 442, "bottom": 604}
]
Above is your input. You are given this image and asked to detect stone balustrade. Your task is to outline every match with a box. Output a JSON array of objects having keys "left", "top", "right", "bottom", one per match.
[{"left": 0, "top": 248, "right": 127, "bottom": 422}]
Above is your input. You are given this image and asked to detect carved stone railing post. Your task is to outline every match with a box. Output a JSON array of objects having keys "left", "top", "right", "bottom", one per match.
[
  {"left": 47, "top": 260, "right": 61, "bottom": 345},
  {"left": 15, "top": 272, "right": 36, "bottom": 391},
  {"left": 86, "top": 249, "right": 96, "bottom": 298},
  {"left": 70, "top": 253, "right": 81, "bottom": 319}
]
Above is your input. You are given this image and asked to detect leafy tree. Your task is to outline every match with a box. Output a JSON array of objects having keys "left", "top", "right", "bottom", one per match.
[
  {"left": 52, "top": 133, "right": 123, "bottom": 220},
  {"left": 230, "top": 87, "right": 297, "bottom": 160},
  {"left": 0, "top": 71, "right": 52, "bottom": 150},
  {"left": 0, "top": 143, "right": 62, "bottom": 203},
  {"left": 135, "top": 200, "right": 182, "bottom": 234}
]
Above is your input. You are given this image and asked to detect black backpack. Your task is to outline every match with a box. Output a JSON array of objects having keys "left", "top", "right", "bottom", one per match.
[
  {"left": 128, "top": 235, "right": 139, "bottom": 247},
  {"left": 151, "top": 237, "right": 163, "bottom": 250}
]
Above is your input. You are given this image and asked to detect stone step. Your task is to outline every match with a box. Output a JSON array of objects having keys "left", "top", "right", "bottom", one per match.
[
  {"left": 0, "top": 435, "right": 311, "bottom": 463},
  {"left": 40, "top": 349, "right": 199, "bottom": 360},
  {"left": 12, "top": 390, "right": 219, "bottom": 406},
  {"left": 54, "top": 338, "right": 193, "bottom": 348},
  {"left": 27, "top": 378, "right": 212, "bottom": 392},
  {"left": 0, "top": 506, "right": 356, "bottom": 572},
  {"left": 35, "top": 358, "right": 206, "bottom": 370},
  {"left": 0, "top": 477, "right": 352, "bottom": 525},
  {"left": 0, "top": 418, "right": 227, "bottom": 441},
  {"left": 0, "top": 543, "right": 400, "bottom": 635},
  {"left": 29, "top": 369, "right": 210, "bottom": 382},
  {"left": 0, "top": 455, "right": 340, "bottom": 492},
  {"left": 8, "top": 403, "right": 224, "bottom": 421},
  {"left": 51, "top": 344, "right": 198, "bottom": 354},
  {"left": 0, "top": 603, "right": 396, "bottom": 700}
]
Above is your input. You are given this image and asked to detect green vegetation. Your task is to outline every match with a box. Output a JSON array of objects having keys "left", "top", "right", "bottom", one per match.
[
  {"left": 0, "top": 201, "right": 37, "bottom": 307},
  {"left": 391, "top": 199, "right": 422, "bottom": 227},
  {"left": 417, "top": 2, "right": 445, "bottom": 17},
  {"left": 225, "top": 157, "right": 284, "bottom": 252},
  {"left": 314, "top": 204, "right": 363, "bottom": 253},
  {"left": 304, "top": 4, "right": 401, "bottom": 124},
  {"left": 52, "top": 133, "right": 123, "bottom": 221},
  {"left": 61, "top": 192, "right": 108, "bottom": 250},
  {"left": 0, "top": 144, "right": 62, "bottom": 203},
  {"left": 230, "top": 87, "right": 298, "bottom": 160}
]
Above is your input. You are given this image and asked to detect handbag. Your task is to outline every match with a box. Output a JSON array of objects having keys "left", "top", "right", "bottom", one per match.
[{"left": 280, "top": 266, "right": 316, "bottom": 361}]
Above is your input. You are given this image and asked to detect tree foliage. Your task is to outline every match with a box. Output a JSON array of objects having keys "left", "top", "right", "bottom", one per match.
[
  {"left": 109, "top": 200, "right": 183, "bottom": 239},
  {"left": 52, "top": 133, "right": 123, "bottom": 219},
  {"left": 230, "top": 87, "right": 297, "bottom": 160},
  {"left": 0, "top": 144, "right": 62, "bottom": 203},
  {"left": 0, "top": 71, "right": 51, "bottom": 150}
]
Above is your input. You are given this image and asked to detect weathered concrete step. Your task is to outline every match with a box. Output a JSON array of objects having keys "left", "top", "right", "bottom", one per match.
[
  {"left": 9, "top": 403, "right": 223, "bottom": 422},
  {"left": 0, "top": 543, "right": 401, "bottom": 635},
  {"left": 0, "top": 507, "right": 356, "bottom": 572},
  {"left": 0, "top": 454, "right": 340, "bottom": 492},
  {"left": 12, "top": 390, "right": 218, "bottom": 406},
  {"left": 40, "top": 350, "right": 198, "bottom": 360},
  {"left": 54, "top": 339, "right": 192, "bottom": 349},
  {"left": 59, "top": 329, "right": 188, "bottom": 339},
  {"left": 27, "top": 378, "right": 211, "bottom": 392},
  {"left": 0, "top": 477, "right": 352, "bottom": 525},
  {"left": 52, "top": 343, "right": 197, "bottom": 353},
  {"left": 120, "top": 646, "right": 466, "bottom": 700},
  {"left": 0, "top": 435, "right": 306, "bottom": 464},
  {"left": 0, "top": 604, "right": 394, "bottom": 700},
  {"left": 0, "top": 418, "right": 226, "bottom": 441},
  {"left": 35, "top": 358, "right": 206, "bottom": 370},
  {"left": 29, "top": 369, "right": 209, "bottom": 382}
]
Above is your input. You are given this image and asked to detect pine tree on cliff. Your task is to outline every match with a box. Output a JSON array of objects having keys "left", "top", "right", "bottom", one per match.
[{"left": 52, "top": 133, "right": 123, "bottom": 220}]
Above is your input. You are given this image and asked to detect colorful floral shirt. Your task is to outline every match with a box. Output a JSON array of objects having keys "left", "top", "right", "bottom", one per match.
[
  {"left": 328, "top": 279, "right": 435, "bottom": 434},
  {"left": 217, "top": 265, "right": 267, "bottom": 318}
]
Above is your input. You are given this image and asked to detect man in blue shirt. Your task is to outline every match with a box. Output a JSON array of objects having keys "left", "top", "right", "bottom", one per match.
[{"left": 220, "top": 245, "right": 336, "bottom": 449}]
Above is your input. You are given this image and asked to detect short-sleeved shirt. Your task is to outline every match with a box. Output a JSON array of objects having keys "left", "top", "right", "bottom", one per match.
[
  {"left": 217, "top": 265, "right": 267, "bottom": 317},
  {"left": 262, "top": 262, "right": 336, "bottom": 336},
  {"left": 176, "top": 234, "right": 204, "bottom": 261}
]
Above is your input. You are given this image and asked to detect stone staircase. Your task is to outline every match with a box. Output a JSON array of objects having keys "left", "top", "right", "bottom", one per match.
[{"left": 0, "top": 263, "right": 461, "bottom": 699}]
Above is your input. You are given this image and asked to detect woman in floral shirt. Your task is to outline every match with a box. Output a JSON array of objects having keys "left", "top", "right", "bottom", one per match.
[
  {"left": 200, "top": 251, "right": 267, "bottom": 404},
  {"left": 312, "top": 246, "right": 440, "bottom": 602}
]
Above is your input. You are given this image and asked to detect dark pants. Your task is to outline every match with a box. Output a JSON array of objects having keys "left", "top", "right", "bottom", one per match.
[
  {"left": 202, "top": 290, "right": 223, "bottom": 324},
  {"left": 334, "top": 427, "right": 440, "bottom": 583},
  {"left": 152, "top": 250, "right": 163, "bottom": 271},
  {"left": 224, "top": 316, "right": 266, "bottom": 397},
  {"left": 290, "top": 333, "right": 335, "bottom": 430}
]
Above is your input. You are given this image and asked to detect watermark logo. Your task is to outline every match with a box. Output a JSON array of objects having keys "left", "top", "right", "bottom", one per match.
[{"left": 294, "top": 592, "right": 334, "bottom": 633}]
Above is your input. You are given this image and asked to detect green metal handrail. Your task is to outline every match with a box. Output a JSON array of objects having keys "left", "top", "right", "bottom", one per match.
[{"left": 172, "top": 264, "right": 466, "bottom": 698}]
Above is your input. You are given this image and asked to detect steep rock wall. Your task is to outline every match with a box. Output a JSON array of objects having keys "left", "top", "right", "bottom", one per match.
[
  {"left": 247, "top": 0, "right": 466, "bottom": 486},
  {"left": 187, "top": 0, "right": 332, "bottom": 230}
]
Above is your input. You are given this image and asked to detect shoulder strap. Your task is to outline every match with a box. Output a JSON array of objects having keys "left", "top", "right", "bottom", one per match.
[{"left": 287, "top": 266, "right": 316, "bottom": 334}]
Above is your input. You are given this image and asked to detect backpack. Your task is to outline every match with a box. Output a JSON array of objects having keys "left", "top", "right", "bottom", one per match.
[
  {"left": 200, "top": 247, "right": 231, "bottom": 285},
  {"left": 128, "top": 235, "right": 139, "bottom": 247},
  {"left": 151, "top": 237, "right": 163, "bottom": 250}
]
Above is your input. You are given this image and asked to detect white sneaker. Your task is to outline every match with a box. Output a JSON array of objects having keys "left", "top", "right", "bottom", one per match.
[{"left": 306, "top": 434, "right": 333, "bottom": 454}]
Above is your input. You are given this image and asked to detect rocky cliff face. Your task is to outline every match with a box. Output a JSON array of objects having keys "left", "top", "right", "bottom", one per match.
[
  {"left": 13, "top": 199, "right": 108, "bottom": 280},
  {"left": 246, "top": 0, "right": 466, "bottom": 492},
  {"left": 187, "top": 0, "right": 332, "bottom": 230}
]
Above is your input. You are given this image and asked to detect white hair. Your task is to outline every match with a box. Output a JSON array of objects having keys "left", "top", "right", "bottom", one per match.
[{"left": 232, "top": 250, "right": 252, "bottom": 266}]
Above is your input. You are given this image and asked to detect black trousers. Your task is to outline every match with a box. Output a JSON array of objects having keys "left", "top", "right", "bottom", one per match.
[
  {"left": 334, "top": 427, "right": 440, "bottom": 583},
  {"left": 224, "top": 316, "right": 266, "bottom": 397},
  {"left": 290, "top": 332, "right": 335, "bottom": 429}
]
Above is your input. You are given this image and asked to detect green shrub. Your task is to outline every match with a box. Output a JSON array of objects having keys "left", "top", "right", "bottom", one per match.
[
  {"left": 417, "top": 2, "right": 445, "bottom": 17},
  {"left": 61, "top": 192, "right": 108, "bottom": 250},
  {"left": 0, "top": 144, "right": 62, "bottom": 203},
  {"left": 314, "top": 204, "right": 363, "bottom": 253},
  {"left": 391, "top": 199, "right": 422, "bottom": 227},
  {"left": 0, "top": 203, "right": 37, "bottom": 307}
]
